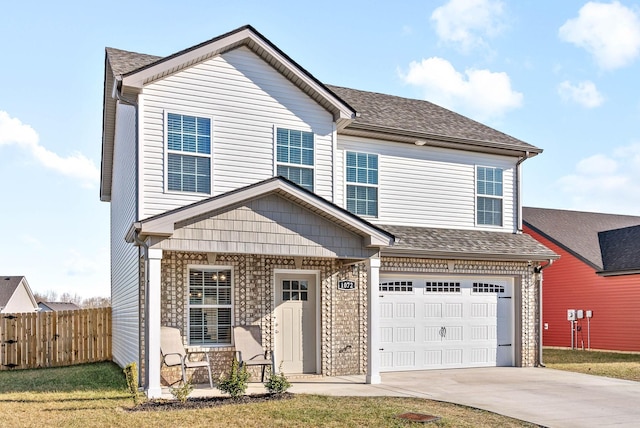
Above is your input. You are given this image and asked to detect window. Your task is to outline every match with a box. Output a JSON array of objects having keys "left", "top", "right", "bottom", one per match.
[
  {"left": 282, "top": 280, "right": 308, "bottom": 301},
  {"left": 188, "top": 268, "right": 232, "bottom": 346},
  {"left": 346, "top": 152, "right": 378, "bottom": 216},
  {"left": 473, "top": 282, "right": 505, "bottom": 293},
  {"left": 379, "top": 280, "right": 413, "bottom": 292},
  {"left": 425, "top": 281, "right": 461, "bottom": 293},
  {"left": 476, "top": 166, "right": 503, "bottom": 226},
  {"left": 167, "top": 113, "right": 211, "bottom": 194},
  {"left": 276, "top": 128, "right": 314, "bottom": 191}
]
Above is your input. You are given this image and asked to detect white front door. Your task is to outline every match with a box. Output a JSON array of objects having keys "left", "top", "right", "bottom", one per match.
[{"left": 275, "top": 273, "right": 317, "bottom": 374}]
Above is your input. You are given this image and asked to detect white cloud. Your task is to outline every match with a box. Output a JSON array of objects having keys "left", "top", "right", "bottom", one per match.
[
  {"left": 0, "top": 111, "right": 98, "bottom": 187},
  {"left": 400, "top": 57, "right": 523, "bottom": 121},
  {"left": 557, "top": 143, "right": 640, "bottom": 215},
  {"left": 431, "top": 0, "right": 506, "bottom": 52},
  {"left": 559, "top": 1, "right": 640, "bottom": 70},
  {"left": 557, "top": 80, "right": 604, "bottom": 108}
]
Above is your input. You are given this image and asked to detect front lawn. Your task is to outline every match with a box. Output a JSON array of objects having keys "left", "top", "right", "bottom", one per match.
[
  {"left": 0, "top": 363, "right": 536, "bottom": 427},
  {"left": 544, "top": 348, "right": 640, "bottom": 381}
]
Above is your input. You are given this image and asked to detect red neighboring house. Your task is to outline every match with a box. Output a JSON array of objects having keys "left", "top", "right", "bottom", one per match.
[{"left": 523, "top": 207, "right": 640, "bottom": 352}]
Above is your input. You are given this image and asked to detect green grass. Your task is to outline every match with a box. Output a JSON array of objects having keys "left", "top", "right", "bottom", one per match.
[
  {"left": 544, "top": 348, "right": 640, "bottom": 381},
  {"left": 0, "top": 362, "right": 536, "bottom": 427}
]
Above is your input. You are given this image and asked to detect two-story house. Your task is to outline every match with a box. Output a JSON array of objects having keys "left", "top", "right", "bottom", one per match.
[{"left": 100, "top": 25, "right": 556, "bottom": 397}]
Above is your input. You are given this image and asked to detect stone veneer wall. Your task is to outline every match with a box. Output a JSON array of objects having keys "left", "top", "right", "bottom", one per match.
[
  {"left": 138, "top": 252, "right": 540, "bottom": 386},
  {"left": 139, "top": 251, "right": 367, "bottom": 385}
]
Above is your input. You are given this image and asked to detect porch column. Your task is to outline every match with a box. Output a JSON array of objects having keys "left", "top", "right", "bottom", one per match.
[
  {"left": 366, "top": 255, "right": 381, "bottom": 384},
  {"left": 145, "top": 248, "right": 163, "bottom": 398}
]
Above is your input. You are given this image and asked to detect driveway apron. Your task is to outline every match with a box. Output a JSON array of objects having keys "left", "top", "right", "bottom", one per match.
[{"left": 287, "top": 367, "right": 640, "bottom": 428}]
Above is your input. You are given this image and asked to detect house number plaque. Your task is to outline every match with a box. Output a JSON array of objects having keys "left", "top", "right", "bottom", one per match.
[{"left": 338, "top": 280, "right": 356, "bottom": 290}]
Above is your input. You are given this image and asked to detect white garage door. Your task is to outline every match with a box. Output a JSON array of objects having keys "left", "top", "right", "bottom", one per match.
[{"left": 379, "top": 276, "right": 514, "bottom": 371}]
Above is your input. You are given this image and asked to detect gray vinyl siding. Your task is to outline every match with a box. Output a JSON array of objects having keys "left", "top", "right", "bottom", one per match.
[
  {"left": 150, "top": 194, "right": 375, "bottom": 259},
  {"left": 139, "top": 46, "right": 334, "bottom": 219},
  {"left": 337, "top": 136, "right": 516, "bottom": 232},
  {"left": 110, "top": 102, "right": 140, "bottom": 368}
]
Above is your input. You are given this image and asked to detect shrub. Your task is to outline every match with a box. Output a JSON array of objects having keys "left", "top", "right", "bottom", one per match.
[
  {"left": 123, "top": 362, "right": 141, "bottom": 405},
  {"left": 170, "top": 381, "right": 193, "bottom": 403},
  {"left": 264, "top": 364, "right": 291, "bottom": 394},
  {"left": 217, "top": 357, "right": 250, "bottom": 399}
]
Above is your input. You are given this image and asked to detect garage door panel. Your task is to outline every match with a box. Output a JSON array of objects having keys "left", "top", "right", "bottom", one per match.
[
  {"left": 396, "top": 327, "right": 415, "bottom": 343},
  {"left": 424, "top": 303, "right": 442, "bottom": 317},
  {"left": 424, "top": 326, "right": 442, "bottom": 342},
  {"left": 444, "top": 303, "right": 463, "bottom": 317},
  {"left": 380, "top": 276, "right": 514, "bottom": 371},
  {"left": 395, "top": 303, "right": 415, "bottom": 318}
]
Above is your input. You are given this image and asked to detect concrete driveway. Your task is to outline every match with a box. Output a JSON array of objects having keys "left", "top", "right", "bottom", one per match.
[{"left": 285, "top": 367, "right": 640, "bottom": 427}]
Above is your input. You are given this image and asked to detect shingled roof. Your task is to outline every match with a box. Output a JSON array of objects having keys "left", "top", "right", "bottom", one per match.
[
  {"left": 103, "top": 25, "right": 540, "bottom": 158},
  {"left": 381, "top": 224, "right": 558, "bottom": 261},
  {"left": 0, "top": 276, "right": 23, "bottom": 308},
  {"left": 523, "top": 207, "right": 640, "bottom": 272},
  {"left": 327, "top": 85, "right": 539, "bottom": 154},
  {"left": 598, "top": 225, "right": 640, "bottom": 274}
]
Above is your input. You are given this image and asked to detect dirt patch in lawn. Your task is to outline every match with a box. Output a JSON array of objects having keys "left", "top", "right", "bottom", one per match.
[{"left": 126, "top": 393, "right": 293, "bottom": 412}]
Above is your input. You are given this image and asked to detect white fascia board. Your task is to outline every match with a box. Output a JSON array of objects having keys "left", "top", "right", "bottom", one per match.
[
  {"left": 135, "top": 179, "right": 392, "bottom": 248},
  {"left": 121, "top": 28, "right": 354, "bottom": 121}
]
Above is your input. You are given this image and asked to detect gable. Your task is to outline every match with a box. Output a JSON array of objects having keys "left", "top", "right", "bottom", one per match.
[
  {"left": 150, "top": 193, "right": 377, "bottom": 259},
  {"left": 524, "top": 207, "right": 640, "bottom": 269},
  {"left": 0, "top": 277, "right": 37, "bottom": 313}
]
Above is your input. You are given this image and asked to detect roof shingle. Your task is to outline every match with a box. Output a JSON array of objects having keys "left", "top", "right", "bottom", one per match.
[
  {"left": 523, "top": 207, "right": 640, "bottom": 270},
  {"left": 381, "top": 225, "right": 557, "bottom": 261}
]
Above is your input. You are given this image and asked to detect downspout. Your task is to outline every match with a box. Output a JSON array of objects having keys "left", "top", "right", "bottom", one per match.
[
  {"left": 535, "top": 259, "right": 554, "bottom": 367},
  {"left": 515, "top": 151, "right": 530, "bottom": 233}
]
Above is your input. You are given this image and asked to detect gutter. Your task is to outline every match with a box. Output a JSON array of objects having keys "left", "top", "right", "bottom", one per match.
[
  {"left": 515, "top": 151, "right": 530, "bottom": 233},
  {"left": 534, "top": 259, "right": 554, "bottom": 367}
]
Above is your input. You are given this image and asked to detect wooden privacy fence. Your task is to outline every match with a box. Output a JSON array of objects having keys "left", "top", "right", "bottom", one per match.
[{"left": 0, "top": 308, "right": 111, "bottom": 370}]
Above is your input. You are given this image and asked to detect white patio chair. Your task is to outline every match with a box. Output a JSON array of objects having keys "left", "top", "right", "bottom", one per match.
[
  {"left": 233, "top": 325, "right": 274, "bottom": 382},
  {"left": 160, "top": 326, "right": 213, "bottom": 388}
]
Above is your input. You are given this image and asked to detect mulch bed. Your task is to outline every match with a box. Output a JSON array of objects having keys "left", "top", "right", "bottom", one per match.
[{"left": 126, "top": 392, "right": 293, "bottom": 412}]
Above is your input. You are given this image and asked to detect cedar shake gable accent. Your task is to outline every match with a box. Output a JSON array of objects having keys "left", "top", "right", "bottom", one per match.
[
  {"left": 523, "top": 207, "right": 640, "bottom": 271},
  {"left": 381, "top": 224, "right": 558, "bottom": 261},
  {"left": 127, "top": 176, "right": 394, "bottom": 249}
]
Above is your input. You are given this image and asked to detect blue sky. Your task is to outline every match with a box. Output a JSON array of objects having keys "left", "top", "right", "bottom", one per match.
[{"left": 2, "top": 0, "right": 640, "bottom": 298}]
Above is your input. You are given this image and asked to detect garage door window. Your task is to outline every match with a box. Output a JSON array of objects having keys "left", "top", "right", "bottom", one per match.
[
  {"left": 379, "top": 281, "right": 412, "bottom": 292},
  {"left": 425, "top": 281, "right": 461, "bottom": 293},
  {"left": 473, "top": 282, "right": 505, "bottom": 293}
]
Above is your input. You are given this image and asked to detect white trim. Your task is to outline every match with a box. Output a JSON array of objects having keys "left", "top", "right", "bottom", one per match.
[
  {"left": 185, "top": 264, "right": 234, "bottom": 348},
  {"left": 273, "top": 269, "right": 321, "bottom": 375},
  {"left": 134, "top": 178, "right": 394, "bottom": 247},
  {"left": 120, "top": 27, "right": 354, "bottom": 121},
  {"left": 163, "top": 110, "right": 214, "bottom": 196},
  {"left": 344, "top": 150, "right": 380, "bottom": 218},
  {"left": 137, "top": 96, "right": 145, "bottom": 221},
  {"left": 475, "top": 164, "right": 505, "bottom": 228},
  {"left": 273, "top": 126, "right": 316, "bottom": 192}
]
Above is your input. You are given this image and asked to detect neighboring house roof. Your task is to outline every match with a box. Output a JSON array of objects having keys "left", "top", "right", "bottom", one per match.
[
  {"left": 0, "top": 276, "right": 38, "bottom": 312},
  {"left": 598, "top": 225, "right": 640, "bottom": 275},
  {"left": 0, "top": 276, "right": 23, "bottom": 308},
  {"left": 128, "top": 176, "right": 395, "bottom": 249},
  {"left": 37, "top": 301, "right": 81, "bottom": 311},
  {"left": 523, "top": 207, "right": 640, "bottom": 272},
  {"left": 101, "top": 25, "right": 541, "bottom": 201},
  {"left": 381, "top": 224, "right": 558, "bottom": 261}
]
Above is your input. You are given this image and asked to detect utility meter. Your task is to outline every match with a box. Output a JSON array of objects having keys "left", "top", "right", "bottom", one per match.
[
  {"left": 577, "top": 309, "right": 584, "bottom": 319},
  {"left": 586, "top": 310, "right": 593, "bottom": 318},
  {"left": 567, "top": 309, "right": 576, "bottom": 321}
]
